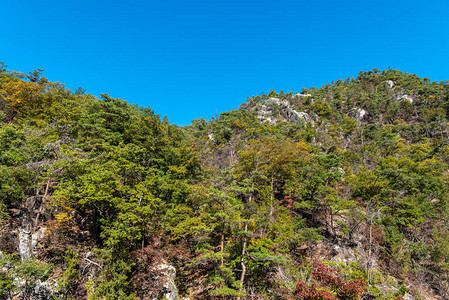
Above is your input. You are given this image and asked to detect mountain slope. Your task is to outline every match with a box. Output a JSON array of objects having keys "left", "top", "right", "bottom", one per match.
[{"left": 1, "top": 65, "right": 449, "bottom": 299}]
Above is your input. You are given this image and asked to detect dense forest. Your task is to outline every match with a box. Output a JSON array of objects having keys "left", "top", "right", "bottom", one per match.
[{"left": 1, "top": 63, "right": 449, "bottom": 299}]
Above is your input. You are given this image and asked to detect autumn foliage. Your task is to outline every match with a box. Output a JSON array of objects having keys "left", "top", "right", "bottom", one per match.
[
  {"left": 294, "top": 262, "right": 366, "bottom": 300},
  {"left": 1, "top": 80, "right": 43, "bottom": 108}
]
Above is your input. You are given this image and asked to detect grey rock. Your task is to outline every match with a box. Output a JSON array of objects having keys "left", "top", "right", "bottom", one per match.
[
  {"left": 265, "top": 97, "right": 289, "bottom": 107},
  {"left": 33, "top": 279, "right": 58, "bottom": 300},
  {"left": 385, "top": 80, "right": 395, "bottom": 89},
  {"left": 294, "top": 93, "right": 312, "bottom": 98},
  {"left": 32, "top": 227, "right": 46, "bottom": 251},
  {"left": 290, "top": 111, "right": 311, "bottom": 123},
  {"left": 255, "top": 103, "right": 279, "bottom": 124},
  {"left": 398, "top": 94, "right": 414, "bottom": 103},
  {"left": 11, "top": 277, "right": 59, "bottom": 300},
  {"left": 155, "top": 260, "right": 178, "bottom": 300},
  {"left": 355, "top": 108, "right": 366, "bottom": 120},
  {"left": 158, "top": 261, "right": 176, "bottom": 280},
  {"left": 19, "top": 228, "right": 32, "bottom": 261},
  {"left": 353, "top": 107, "right": 367, "bottom": 125},
  {"left": 253, "top": 98, "right": 314, "bottom": 125}
]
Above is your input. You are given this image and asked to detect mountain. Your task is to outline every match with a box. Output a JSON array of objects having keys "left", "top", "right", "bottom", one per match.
[{"left": 1, "top": 64, "right": 449, "bottom": 299}]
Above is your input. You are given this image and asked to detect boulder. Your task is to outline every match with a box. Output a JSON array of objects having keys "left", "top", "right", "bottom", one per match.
[
  {"left": 355, "top": 108, "right": 366, "bottom": 120},
  {"left": 32, "top": 279, "right": 59, "bottom": 300},
  {"left": 155, "top": 260, "right": 178, "bottom": 300},
  {"left": 11, "top": 276, "right": 59, "bottom": 300},
  {"left": 385, "top": 80, "right": 395, "bottom": 89},
  {"left": 354, "top": 107, "right": 367, "bottom": 124},
  {"left": 32, "top": 227, "right": 47, "bottom": 252},
  {"left": 290, "top": 111, "right": 311, "bottom": 124},
  {"left": 398, "top": 94, "right": 414, "bottom": 103}
]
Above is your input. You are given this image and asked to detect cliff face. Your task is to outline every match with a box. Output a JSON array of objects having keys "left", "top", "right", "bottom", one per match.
[{"left": 1, "top": 68, "right": 449, "bottom": 299}]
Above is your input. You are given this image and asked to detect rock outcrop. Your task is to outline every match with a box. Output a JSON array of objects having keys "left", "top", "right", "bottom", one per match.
[
  {"left": 385, "top": 80, "right": 395, "bottom": 89},
  {"left": 398, "top": 94, "right": 415, "bottom": 103},
  {"left": 354, "top": 107, "right": 367, "bottom": 124},
  {"left": 31, "top": 279, "right": 59, "bottom": 300},
  {"left": 254, "top": 97, "right": 313, "bottom": 125},
  {"left": 293, "top": 93, "right": 312, "bottom": 98},
  {"left": 154, "top": 260, "right": 178, "bottom": 300}
]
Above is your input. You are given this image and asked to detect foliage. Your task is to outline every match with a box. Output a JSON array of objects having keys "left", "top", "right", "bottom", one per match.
[
  {"left": 57, "top": 248, "right": 81, "bottom": 298},
  {"left": 1, "top": 66, "right": 449, "bottom": 298},
  {"left": 294, "top": 262, "right": 366, "bottom": 300}
]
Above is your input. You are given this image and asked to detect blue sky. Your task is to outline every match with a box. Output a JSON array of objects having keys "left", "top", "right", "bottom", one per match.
[{"left": 1, "top": 0, "right": 448, "bottom": 125}]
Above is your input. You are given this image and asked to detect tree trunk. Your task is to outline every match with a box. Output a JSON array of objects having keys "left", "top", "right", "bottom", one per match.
[
  {"left": 330, "top": 207, "right": 337, "bottom": 239},
  {"left": 238, "top": 223, "right": 248, "bottom": 300},
  {"left": 33, "top": 178, "right": 51, "bottom": 232},
  {"left": 220, "top": 230, "right": 225, "bottom": 267},
  {"left": 270, "top": 175, "right": 274, "bottom": 220},
  {"left": 367, "top": 215, "right": 373, "bottom": 284},
  {"left": 19, "top": 198, "right": 35, "bottom": 261}
]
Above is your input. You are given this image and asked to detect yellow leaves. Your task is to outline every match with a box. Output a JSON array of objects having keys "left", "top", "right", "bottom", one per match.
[
  {"left": 52, "top": 212, "right": 74, "bottom": 231},
  {"left": 236, "top": 137, "right": 313, "bottom": 181},
  {"left": 54, "top": 212, "right": 73, "bottom": 222},
  {"left": 50, "top": 195, "right": 73, "bottom": 208},
  {"left": 231, "top": 119, "right": 247, "bottom": 130},
  {"left": 0, "top": 80, "right": 43, "bottom": 109},
  {"left": 49, "top": 196, "right": 76, "bottom": 228},
  {"left": 295, "top": 141, "right": 312, "bottom": 156},
  {"left": 417, "top": 157, "right": 441, "bottom": 175},
  {"left": 168, "top": 165, "right": 187, "bottom": 176}
]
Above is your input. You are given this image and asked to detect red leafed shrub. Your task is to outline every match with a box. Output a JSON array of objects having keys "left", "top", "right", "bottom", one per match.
[
  {"left": 129, "top": 246, "right": 165, "bottom": 299},
  {"left": 294, "top": 282, "right": 338, "bottom": 300},
  {"left": 338, "top": 278, "right": 366, "bottom": 299},
  {"left": 294, "top": 262, "right": 366, "bottom": 300}
]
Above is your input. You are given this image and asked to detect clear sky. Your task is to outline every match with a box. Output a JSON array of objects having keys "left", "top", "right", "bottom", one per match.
[{"left": 1, "top": 0, "right": 448, "bottom": 125}]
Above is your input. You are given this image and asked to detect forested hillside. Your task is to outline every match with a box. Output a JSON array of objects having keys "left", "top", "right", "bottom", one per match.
[{"left": 1, "top": 64, "right": 449, "bottom": 299}]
